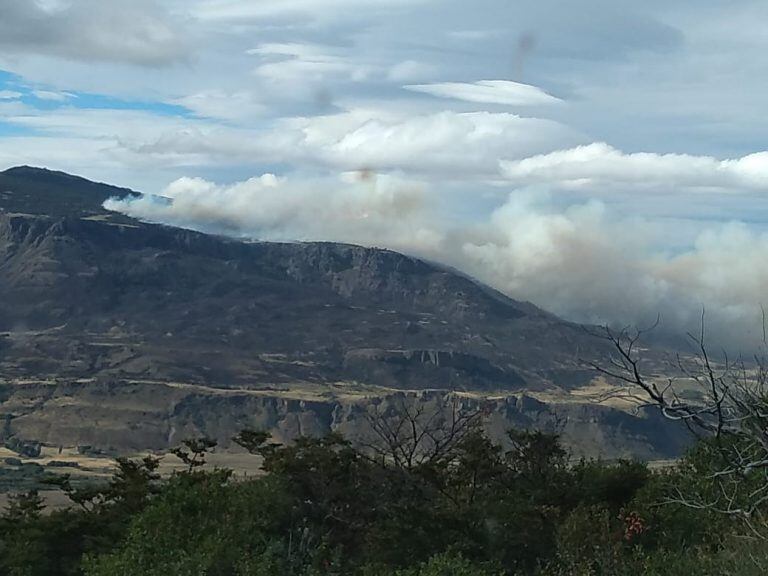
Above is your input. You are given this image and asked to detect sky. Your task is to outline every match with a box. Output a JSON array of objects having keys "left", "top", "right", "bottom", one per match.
[{"left": 1, "top": 0, "right": 768, "bottom": 348}]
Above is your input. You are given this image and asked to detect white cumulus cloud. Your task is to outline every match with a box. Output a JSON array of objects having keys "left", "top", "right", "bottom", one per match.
[{"left": 501, "top": 143, "right": 768, "bottom": 193}]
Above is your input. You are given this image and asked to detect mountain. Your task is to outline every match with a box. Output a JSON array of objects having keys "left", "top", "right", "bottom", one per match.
[
  {"left": 0, "top": 166, "right": 687, "bottom": 459},
  {"left": 0, "top": 166, "right": 138, "bottom": 219}
]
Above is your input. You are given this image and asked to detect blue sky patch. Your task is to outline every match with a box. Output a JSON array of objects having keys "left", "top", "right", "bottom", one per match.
[{"left": 1, "top": 68, "right": 190, "bottom": 117}]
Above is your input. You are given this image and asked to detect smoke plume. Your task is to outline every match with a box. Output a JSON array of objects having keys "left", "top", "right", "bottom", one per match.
[{"left": 106, "top": 171, "right": 768, "bottom": 352}]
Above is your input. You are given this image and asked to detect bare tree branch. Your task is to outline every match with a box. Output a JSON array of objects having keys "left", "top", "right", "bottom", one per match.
[
  {"left": 586, "top": 313, "right": 768, "bottom": 533},
  {"left": 359, "top": 392, "right": 485, "bottom": 471}
]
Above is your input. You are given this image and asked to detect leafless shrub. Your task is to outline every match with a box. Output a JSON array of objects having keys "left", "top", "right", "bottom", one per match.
[{"left": 359, "top": 392, "right": 487, "bottom": 470}]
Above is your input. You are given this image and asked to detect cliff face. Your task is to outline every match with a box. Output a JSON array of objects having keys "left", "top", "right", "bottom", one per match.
[
  {"left": 0, "top": 167, "right": 685, "bottom": 459},
  {"left": 0, "top": 380, "right": 687, "bottom": 460}
]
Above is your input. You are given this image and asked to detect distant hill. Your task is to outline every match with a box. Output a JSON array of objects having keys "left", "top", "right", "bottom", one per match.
[{"left": 0, "top": 167, "right": 687, "bottom": 459}]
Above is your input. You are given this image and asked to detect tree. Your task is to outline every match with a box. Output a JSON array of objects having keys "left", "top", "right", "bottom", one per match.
[
  {"left": 588, "top": 316, "right": 768, "bottom": 534},
  {"left": 360, "top": 392, "right": 486, "bottom": 471},
  {"left": 170, "top": 437, "right": 218, "bottom": 473},
  {"left": 82, "top": 471, "right": 298, "bottom": 576},
  {"left": 3, "top": 489, "right": 44, "bottom": 522},
  {"left": 44, "top": 455, "right": 161, "bottom": 514}
]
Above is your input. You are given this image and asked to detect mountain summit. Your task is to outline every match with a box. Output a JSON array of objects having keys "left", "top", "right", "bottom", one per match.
[{"left": 0, "top": 165, "right": 137, "bottom": 218}]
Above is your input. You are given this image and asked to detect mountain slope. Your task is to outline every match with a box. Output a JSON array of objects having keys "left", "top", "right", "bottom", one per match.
[{"left": 0, "top": 167, "right": 685, "bottom": 458}]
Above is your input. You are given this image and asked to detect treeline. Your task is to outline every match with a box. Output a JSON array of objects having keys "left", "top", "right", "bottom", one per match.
[{"left": 0, "top": 428, "right": 766, "bottom": 575}]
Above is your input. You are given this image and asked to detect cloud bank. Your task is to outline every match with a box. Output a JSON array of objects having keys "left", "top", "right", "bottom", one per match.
[{"left": 0, "top": 0, "right": 187, "bottom": 67}]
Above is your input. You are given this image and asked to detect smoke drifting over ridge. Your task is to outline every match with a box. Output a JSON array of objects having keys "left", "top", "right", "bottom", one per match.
[{"left": 105, "top": 169, "right": 768, "bottom": 351}]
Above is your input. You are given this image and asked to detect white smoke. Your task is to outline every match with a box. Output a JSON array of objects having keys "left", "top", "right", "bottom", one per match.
[
  {"left": 105, "top": 172, "right": 445, "bottom": 253},
  {"left": 106, "top": 170, "right": 768, "bottom": 351},
  {"left": 451, "top": 194, "right": 768, "bottom": 349}
]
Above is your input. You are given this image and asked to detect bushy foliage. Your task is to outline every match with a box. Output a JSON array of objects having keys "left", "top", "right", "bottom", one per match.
[{"left": 1, "top": 429, "right": 766, "bottom": 575}]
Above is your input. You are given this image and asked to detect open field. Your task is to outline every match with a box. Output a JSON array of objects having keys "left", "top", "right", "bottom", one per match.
[{"left": 0, "top": 444, "right": 265, "bottom": 512}]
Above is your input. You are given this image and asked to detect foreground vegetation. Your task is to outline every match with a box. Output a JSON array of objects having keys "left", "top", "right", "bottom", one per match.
[{"left": 1, "top": 425, "right": 767, "bottom": 576}]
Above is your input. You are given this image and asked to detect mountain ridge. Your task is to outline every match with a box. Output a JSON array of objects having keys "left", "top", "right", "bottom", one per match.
[{"left": 0, "top": 167, "right": 686, "bottom": 458}]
